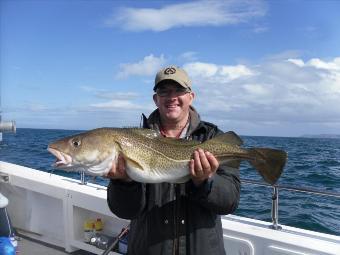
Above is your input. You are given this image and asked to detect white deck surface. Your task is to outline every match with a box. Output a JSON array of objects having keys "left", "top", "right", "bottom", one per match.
[{"left": 17, "top": 235, "right": 94, "bottom": 255}]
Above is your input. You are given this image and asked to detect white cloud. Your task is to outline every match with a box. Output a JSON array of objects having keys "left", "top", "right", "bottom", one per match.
[
  {"left": 81, "top": 55, "right": 340, "bottom": 135},
  {"left": 184, "top": 62, "right": 219, "bottom": 78},
  {"left": 88, "top": 90, "right": 153, "bottom": 113},
  {"left": 10, "top": 54, "right": 340, "bottom": 136},
  {"left": 307, "top": 58, "right": 340, "bottom": 70},
  {"left": 220, "top": 65, "right": 254, "bottom": 79},
  {"left": 91, "top": 100, "right": 144, "bottom": 111},
  {"left": 287, "top": 58, "right": 304, "bottom": 67},
  {"left": 106, "top": 0, "right": 267, "bottom": 32},
  {"left": 184, "top": 57, "right": 340, "bottom": 129},
  {"left": 184, "top": 62, "right": 254, "bottom": 83},
  {"left": 243, "top": 84, "right": 268, "bottom": 96},
  {"left": 287, "top": 57, "right": 340, "bottom": 95},
  {"left": 116, "top": 54, "right": 166, "bottom": 78},
  {"left": 289, "top": 57, "right": 340, "bottom": 71}
]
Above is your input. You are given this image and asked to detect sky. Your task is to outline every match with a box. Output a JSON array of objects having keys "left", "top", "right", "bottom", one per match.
[{"left": 1, "top": 0, "right": 340, "bottom": 137}]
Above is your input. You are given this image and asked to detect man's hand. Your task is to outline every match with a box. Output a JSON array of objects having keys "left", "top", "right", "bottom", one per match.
[
  {"left": 106, "top": 154, "right": 132, "bottom": 181},
  {"left": 189, "top": 148, "right": 219, "bottom": 186}
]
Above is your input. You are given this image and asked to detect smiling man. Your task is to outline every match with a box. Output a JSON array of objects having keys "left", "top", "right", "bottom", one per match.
[
  {"left": 153, "top": 67, "right": 195, "bottom": 140},
  {"left": 106, "top": 65, "right": 241, "bottom": 255}
]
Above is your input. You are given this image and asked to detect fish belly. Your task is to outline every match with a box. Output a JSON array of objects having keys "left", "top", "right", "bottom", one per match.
[{"left": 125, "top": 160, "right": 190, "bottom": 183}]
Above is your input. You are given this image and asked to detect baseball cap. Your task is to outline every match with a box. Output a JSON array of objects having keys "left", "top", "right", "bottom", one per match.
[{"left": 154, "top": 65, "right": 192, "bottom": 91}]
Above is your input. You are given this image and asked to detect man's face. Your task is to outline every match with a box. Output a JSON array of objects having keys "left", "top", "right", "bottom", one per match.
[{"left": 153, "top": 82, "right": 195, "bottom": 124}]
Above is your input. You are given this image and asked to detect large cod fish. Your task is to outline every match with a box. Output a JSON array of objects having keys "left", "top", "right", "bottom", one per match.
[{"left": 47, "top": 128, "right": 287, "bottom": 185}]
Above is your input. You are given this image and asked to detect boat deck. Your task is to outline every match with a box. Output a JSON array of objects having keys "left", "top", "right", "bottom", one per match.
[
  {"left": 1, "top": 161, "right": 339, "bottom": 255},
  {"left": 17, "top": 235, "right": 94, "bottom": 255}
]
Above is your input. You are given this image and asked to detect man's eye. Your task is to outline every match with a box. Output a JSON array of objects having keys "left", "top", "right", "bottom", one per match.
[{"left": 157, "top": 90, "right": 170, "bottom": 96}]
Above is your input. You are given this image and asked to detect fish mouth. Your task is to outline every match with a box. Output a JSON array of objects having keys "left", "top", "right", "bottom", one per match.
[{"left": 47, "top": 147, "right": 73, "bottom": 168}]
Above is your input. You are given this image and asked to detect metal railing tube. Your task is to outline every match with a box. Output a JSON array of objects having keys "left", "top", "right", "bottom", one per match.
[
  {"left": 241, "top": 178, "right": 340, "bottom": 231},
  {"left": 79, "top": 171, "right": 87, "bottom": 185},
  {"left": 242, "top": 179, "right": 340, "bottom": 198},
  {"left": 269, "top": 186, "right": 282, "bottom": 230},
  {"left": 0, "top": 121, "right": 16, "bottom": 133}
]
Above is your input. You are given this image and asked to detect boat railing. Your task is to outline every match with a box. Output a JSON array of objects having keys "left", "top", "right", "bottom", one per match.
[
  {"left": 0, "top": 110, "right": 16, "bottom": 142},
  {"left": 241, "top": 179, "right": 340, "bottom": 230}
]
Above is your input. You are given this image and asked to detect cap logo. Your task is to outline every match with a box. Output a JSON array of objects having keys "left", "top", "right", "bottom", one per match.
[{"left": 164, "top": 67, "right": 176, "bottom": 75}]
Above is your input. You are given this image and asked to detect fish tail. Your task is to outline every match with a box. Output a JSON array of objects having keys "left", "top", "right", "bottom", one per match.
[{"left": 248, "top": 148, "right": 287, "bottom": 185}]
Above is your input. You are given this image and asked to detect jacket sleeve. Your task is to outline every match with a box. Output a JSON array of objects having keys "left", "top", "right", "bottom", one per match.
[
  {"left": 187, "top": 165, "right": 240, "bottom": 215},
  {"left": 107, "top": 180, "right": 146, "bottom": 219},
  {"left": 187, "top": 127, "right": 241, "bottom": 215}
]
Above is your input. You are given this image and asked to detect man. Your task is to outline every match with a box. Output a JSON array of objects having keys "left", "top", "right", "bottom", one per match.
[{"left": 106, "top": 65, "right": 241, "bottom": 255}]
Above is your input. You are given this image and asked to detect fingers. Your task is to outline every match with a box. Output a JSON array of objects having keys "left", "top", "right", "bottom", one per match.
[
  {"left": 189, "top": 159, "right": 195, "bottom": 176},
  {"left": 117, "top": 154, "right": 126, "bottom": 174},
  {"left": 199, "top": 149, "right": 210, "bottom": 173},
  {"left": 107, "top": 154, "right": 130, "bottom": 180},
  {"left": 190, "top": 149, "right": 219, "bottom": 179},
  {"left": 106, "top": 159, "right": 117, "bottom": 178},
  {"left": 193, "top": 149, "right": 203, "bottom": 175},
  {"left": 205, "top": 151, "right": 219, "bottom": 175}
]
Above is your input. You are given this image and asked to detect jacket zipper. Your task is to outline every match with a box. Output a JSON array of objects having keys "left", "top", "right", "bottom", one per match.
[{"left": 173, "top": 184, "right": 180, "bottom": 255}]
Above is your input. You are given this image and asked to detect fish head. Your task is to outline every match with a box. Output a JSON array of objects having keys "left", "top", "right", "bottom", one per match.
[{"left": 47, "top": 130, "right": 119, "bottom": 175}]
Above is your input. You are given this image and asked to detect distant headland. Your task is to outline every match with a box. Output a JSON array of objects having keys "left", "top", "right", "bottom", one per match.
[{"left": 300, "top": 134, "right": 340, "bottom": 139}]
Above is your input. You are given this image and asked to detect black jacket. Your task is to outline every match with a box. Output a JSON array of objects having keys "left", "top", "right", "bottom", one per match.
[{"left": 107, "top": 109, "right": 241, "bottom": 255}]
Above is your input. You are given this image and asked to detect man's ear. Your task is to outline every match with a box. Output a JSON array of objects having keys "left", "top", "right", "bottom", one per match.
[
  {"left": 189, "top": 92, "right": 195, "bottom": 102},
  {"left": 153, "top": 94, "right": 159, "bottom": 107}
]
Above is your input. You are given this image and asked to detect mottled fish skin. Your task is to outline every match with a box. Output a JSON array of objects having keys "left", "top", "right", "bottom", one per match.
[{"left": 48, "top": 128, "right": 287, "bottom": 184}]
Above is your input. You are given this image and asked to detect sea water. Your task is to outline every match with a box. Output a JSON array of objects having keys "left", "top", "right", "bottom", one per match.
[{"left": 0, "top": 128, "right": 339, "bottom": 236}]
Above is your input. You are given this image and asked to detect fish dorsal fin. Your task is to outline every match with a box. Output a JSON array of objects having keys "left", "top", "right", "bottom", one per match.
[
  {"left": 208, "top": 131, "right": 243, "bottom": 146},
  {"left": 159, "top": 137, "right": 201, "bottom": 147}
]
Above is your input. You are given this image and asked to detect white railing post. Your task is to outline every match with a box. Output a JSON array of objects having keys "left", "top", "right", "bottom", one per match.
[{"left": 269, "top": 186, "right": 282, "bottom": 230}]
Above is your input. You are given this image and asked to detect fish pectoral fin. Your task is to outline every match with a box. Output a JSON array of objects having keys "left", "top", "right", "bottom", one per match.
[{"left": 125, "top": 157, "right": 145, "bottom": 171}]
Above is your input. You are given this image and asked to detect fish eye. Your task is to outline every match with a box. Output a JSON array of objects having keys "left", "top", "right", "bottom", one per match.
[{"left": 72, "top": 139, "right": 81, "bottom": 148}]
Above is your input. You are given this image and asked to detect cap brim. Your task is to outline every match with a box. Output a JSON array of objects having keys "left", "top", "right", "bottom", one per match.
[{"left": 153, "top": 79, "right": 189, "bottom": 91}]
